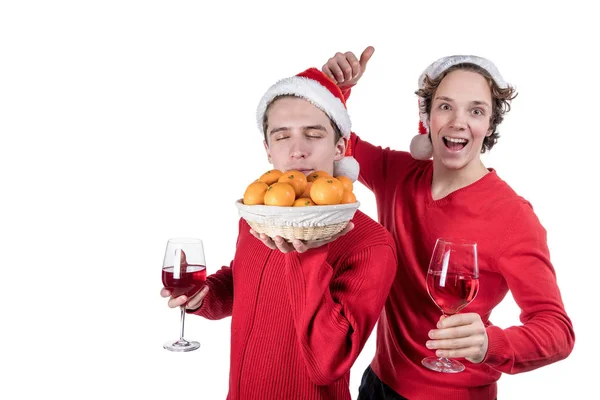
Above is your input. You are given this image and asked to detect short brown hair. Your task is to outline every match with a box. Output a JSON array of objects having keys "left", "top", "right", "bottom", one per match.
[
  {"left": 415, "top": 63, "right": 517, "bottom": 153},
  {"left": 262, "top": 95, "right": 343, "bottom": 144}
]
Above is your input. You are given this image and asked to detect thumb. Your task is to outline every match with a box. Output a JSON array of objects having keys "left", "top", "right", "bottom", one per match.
[
  {"left": 359, "top": 46, "right": 375, "bottom": 70},
  {"left": 186, "top": 285, "right": 209, "bottom": 310}
]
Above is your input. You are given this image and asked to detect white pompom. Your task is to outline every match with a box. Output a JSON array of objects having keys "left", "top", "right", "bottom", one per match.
[
  {"left": 333, "top": 156, "right": 360, "bottom": 182},
  {"left": 409, "top": 134, "right": 433, "bottom": 160}
]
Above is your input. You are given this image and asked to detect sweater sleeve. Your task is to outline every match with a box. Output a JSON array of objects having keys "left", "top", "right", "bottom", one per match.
[
  {"left": 284, "top": 243, "right": 397, "bottom": 386},
  {"left": 349, "top": 131, "right": 388, "bottom": 193},
  {"left": 342, "top": 84, "right": 387, "bottom": 191},
  {"left": 484, "top": 204, "right": 575, "bottom": 373},
  {"left": 188, "top": 264, "right": 234, "bottom": 320},
  {"left": 188, "top": 219, "right": 244, "bottom": 320}
]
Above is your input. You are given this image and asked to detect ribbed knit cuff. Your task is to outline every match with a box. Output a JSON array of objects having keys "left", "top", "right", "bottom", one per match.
[{"left": 483, "top": 325, "right": 509, "bottom": 367}]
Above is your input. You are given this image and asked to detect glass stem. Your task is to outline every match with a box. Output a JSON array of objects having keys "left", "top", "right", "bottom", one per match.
[
  {"left": 179, "top": 306, "right": 187, "bottom": 342},
  {"left": 440, "top": 357, "right": 452, "bottom": 365},
  {"left": 439, "top": 312, "right": 449, "bottom": 363}
]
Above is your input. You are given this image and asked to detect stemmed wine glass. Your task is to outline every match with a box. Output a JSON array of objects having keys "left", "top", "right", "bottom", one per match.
[
  {"left": 161, "top": 238, "right": 207, "bottom": 352},
  {"left": 422, "top": 238, "right": 479, "bottom": 373}
]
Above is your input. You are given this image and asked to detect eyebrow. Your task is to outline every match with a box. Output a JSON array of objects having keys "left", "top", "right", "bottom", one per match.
[
  {"left": 435, "top": 96, "right": 491, "bottom": 108},
  {"left": 269, "top": 125, "right": 329, "bottom": 136}
]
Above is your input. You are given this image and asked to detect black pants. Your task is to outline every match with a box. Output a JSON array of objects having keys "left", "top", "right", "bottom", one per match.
[
  {"left": 357, "top": 366, "right": 408, "bottom": 400},
  {"left": 358, "top": 366, "right": 498, "bottom": 400}
]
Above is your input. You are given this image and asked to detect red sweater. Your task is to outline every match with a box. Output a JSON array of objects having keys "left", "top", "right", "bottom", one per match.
[
  {"left": 350, "top": 133, "right": 575, "bottom": 399},
  {"left": 192, "top": 211, "right": 397, "bottom": 399}
]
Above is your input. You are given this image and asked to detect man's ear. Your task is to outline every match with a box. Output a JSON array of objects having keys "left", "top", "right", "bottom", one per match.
[
  {"left": 263, "top": 140, "right": 272, "bottom": 163},
  {"left": 334, "top": 137, "right": 347, "bottom": 162}
]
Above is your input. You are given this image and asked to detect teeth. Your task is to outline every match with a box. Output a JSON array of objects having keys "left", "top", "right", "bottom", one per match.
[{"left": 445, "top": 137, "right": 468, "bottom": 143}]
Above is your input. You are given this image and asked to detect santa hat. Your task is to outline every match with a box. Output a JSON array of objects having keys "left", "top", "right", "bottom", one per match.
[
  {"left": 256, "top": 67, "right": 360, "bottom": 182},
  {"left": 410, "top": 55, "right": 509, "bottom": 160}
]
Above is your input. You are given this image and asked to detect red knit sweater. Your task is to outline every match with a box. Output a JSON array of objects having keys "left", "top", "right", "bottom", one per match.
[
  {"left": 349, "top": 133, "right": 575, "bottom": 399},
  {"left": 192, "top": 211, "right": 397, "bottom": 399}
]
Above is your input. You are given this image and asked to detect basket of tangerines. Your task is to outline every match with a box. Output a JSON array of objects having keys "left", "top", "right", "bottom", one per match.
[{"left": 235, "top": 169, "right": 360, "bottom": 241}]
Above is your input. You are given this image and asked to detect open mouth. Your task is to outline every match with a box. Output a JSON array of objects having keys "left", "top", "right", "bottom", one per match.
[{"left": 443, "top": 136, "right": 468, "bottom": 152}]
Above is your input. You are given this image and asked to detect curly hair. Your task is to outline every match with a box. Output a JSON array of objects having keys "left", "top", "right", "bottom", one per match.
[{"left": 415, "top": 63, "right": 518, "bottom": 153}]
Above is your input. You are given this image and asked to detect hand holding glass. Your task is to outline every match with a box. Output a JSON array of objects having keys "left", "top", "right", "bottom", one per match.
[
  {"left": 161, "top": 238, "right": 207, "bottom": 352},
  {"left": 422, "top": 238, "right": 479, "bottom": 373}
]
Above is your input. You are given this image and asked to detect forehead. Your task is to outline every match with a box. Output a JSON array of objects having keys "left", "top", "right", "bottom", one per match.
[
  {"left": 436, "top": 70, "right": 492, "bottom": 102},
  {"left": 267, "top": 97, "right": 331, "bottom": 124}
]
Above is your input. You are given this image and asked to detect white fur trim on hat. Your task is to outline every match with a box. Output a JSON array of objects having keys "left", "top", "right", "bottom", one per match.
[
  {"left": 256, "top": 76, "right": 352, "bottom": 138},
  {"left": 418, "top": 55, "right": 508, "bottom": 89},
  {"left": 333, "top": 156, "right": 360, "bottom": 182}
]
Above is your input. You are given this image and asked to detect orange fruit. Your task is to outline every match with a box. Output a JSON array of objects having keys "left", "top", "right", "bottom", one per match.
[
  {"left": 293, "top": 198, "right": 315, "bottom": 207},
  {"left": 341, "top": 190, "right": 357, "bottom": 204},
  {"left": 299, "top": 181, "right": 312, "bottom": 198},
  {"left": 310, "top": 177, "right": 344, "bottom": 205},
  {"left": 307, "top": 170, "right": 331, "bottom": 182},
  {"left": 277, "top": 170, "right": 307, "bottom": 198},
  {"left": 243, "top": 181, "right": 269, "bottom": 205},
  {"left": 336, "top": 175, "right": 353, "bottom": 192},
  {"left": 264, "top": 182, "right": 295, "bottom": 206},
  {"left": 259, "top": 169, "right": 283, "bottom": 185}
]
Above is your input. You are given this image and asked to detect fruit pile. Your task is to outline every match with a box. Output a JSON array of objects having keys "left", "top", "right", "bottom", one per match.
[{"left": 243, "top": 169, "right": 357, "bottom": 206}]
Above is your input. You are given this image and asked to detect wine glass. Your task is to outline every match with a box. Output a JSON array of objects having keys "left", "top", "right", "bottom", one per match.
[
  {"left": 422, "top": 238, "right": 479, "bottom": 373},
  {"left": 161, "top": 238, "right": 207, "bottom": 352}
]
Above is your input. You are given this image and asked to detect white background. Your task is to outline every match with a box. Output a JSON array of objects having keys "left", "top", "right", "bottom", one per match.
[{"left": 1, "top": 1, "right": 596, "bottom": 399}]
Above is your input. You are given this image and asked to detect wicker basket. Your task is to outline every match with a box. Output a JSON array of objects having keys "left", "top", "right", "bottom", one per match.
[{"left": 235, "top": 199, "right": 360, "bottom": 241}]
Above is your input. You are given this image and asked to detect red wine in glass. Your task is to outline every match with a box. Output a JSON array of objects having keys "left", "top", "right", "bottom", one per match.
[
  {"left": 162, "top": 238, "right": 206, "bottom": 352},
  {"left": 426, "top": 271, "right": 479, "bottom": 316},
  {"left": 162, "top": 264, "right": 207, "bottom": 298},
  {"left": 422, "top": 238, "right": 479, "bottom": 373}
]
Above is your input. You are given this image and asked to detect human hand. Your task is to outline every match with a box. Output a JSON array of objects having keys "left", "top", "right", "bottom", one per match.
[
  {"left": 160, "top": 285, "right": 209, "bottom": 311},
  {"left": 426, "top": 313, "right": 488, "bottom": 364},
  {"left": 322, "top": 46, "right": 375, "bottom": 87},
  {"left": 249, "top": 222, "right": 354, "bottom": 254}
]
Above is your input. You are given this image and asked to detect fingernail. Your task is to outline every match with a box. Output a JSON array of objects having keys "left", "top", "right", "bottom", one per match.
[
  {"left": 428, "top": 330, "right": 435, "bottom": 339},
  {"left": 426, "top": 341, "right": 433, "bottom": 348}
]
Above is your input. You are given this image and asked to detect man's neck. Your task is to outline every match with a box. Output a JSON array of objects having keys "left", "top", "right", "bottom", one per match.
[{"left": 430, "top": 160, "right": 489, "bottom": 201}]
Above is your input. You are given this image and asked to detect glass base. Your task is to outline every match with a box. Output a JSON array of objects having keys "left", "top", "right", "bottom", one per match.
[
  {"left": 422, "top": 356, "right": 465, "bottom": 373},
  {"left": 163, "top": 339, "right": 200, "bottom": 352}
]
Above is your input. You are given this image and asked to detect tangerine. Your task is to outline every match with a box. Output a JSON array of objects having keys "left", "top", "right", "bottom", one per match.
[
  {"left": 277, "top": 170, "right": 307, "bottom": 198},
  {"left": 299, "top": 181, "right": 312, "bottom": 198},
  {"left": 259, "top": 169, "right": 283, "bottom": 185},
  {"left": 293, "top": 198, "right": 315, "bottom": 207},
  {"left": 307, "top": 170, "right": 331, "bottom": 182},
  {"left": 243, "top": 181, "right": 269, "bottom": 205},
  {"left": 264, "top": 182, "right": 295, "bottom": 206},
  {"left": 341, "top": 190, "right": 357, "bottom": 204},
  {"left": 336, "top": 175, "right": 353, "bottom": 192},
  {"left": 310, "top": 177, "right": 344, "bottom": 205}
]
